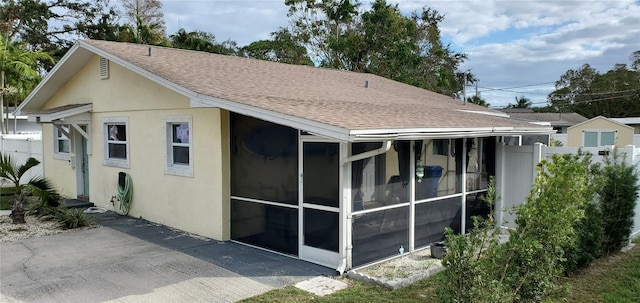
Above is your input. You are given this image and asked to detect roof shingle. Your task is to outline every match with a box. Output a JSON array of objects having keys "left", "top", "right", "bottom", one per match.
[{"left": 83, "top": 40, "right": 547, "bottom": 134}]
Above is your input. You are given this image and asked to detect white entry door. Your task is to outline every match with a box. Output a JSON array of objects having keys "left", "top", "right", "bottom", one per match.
[{"left": 299, "top": 140, "right": 340, "bottom": 268}]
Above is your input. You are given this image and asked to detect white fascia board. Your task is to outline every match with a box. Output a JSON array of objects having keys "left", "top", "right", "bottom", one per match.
[
  {"left": 349, "top": 127, "right": 555, "bottom": 141},
  {"left": 78, "top": 41, "right": 199, "bottom": 100},
  {"left": 457, "top": 109, "right": 510, "bottom": 118},
  {"left": 16, "top": 43, "right": 85, "bottom": 115},
  {"left": 35, "top": 104, "right": 93, "bottom": 123},
  {"left": 191, "top": 96, "right": 352, "bottom": 141}
]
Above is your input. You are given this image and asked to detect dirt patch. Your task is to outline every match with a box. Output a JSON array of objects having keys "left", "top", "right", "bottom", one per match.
[{"left": 347, "top": 248, "right": 444, "bottom": 289}]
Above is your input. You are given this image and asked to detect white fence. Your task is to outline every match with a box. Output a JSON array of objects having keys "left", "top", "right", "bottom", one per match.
[
  {"left": 0, "top": 134, "right": 43, "bottom": 185},
  {"left": 498, "top": 143, "right": 640, "bottom": 239}
]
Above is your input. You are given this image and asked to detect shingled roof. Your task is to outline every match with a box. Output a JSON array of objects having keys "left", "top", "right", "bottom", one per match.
[{"left": 19, "top": 40, "right": 553, "bottom": 141}]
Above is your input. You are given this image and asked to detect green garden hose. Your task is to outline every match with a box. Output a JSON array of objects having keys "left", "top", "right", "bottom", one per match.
[{"left": 117, "top": 173, "right": 133, "bottom": 215}]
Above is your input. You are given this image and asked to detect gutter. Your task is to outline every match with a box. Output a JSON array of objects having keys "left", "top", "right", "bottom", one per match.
[
  {"left": 344, "top": 141, "right": 393, "bottom": 162},
  {"left": 337, "top": 140, "right": 393, "bottom": 273}
]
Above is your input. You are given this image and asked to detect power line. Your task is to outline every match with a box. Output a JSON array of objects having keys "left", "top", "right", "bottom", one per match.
[
  {"left": 476, "top": 81, "right": 556, "bottom": 92},
  {"left": 527, "top": 91, "right": 640, "bottom": 106}
]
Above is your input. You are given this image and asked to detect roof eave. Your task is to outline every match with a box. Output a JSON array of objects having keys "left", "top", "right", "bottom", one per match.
[
  {"left": 27, "top": 104, "right": 93, "bottom": 123},
  {"left": 191, "top": 96, "right": 352, "bottom": 141},
  {"left": 349, "top": 127, "right": 555, "bottom": 142},
  {"left": 17, "top": 40, "right": 199, "bottom": 115}
]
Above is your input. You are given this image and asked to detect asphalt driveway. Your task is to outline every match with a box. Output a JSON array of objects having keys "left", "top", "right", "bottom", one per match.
[{"left": 0, "top": 212, "right": 335, "bottom": 303}]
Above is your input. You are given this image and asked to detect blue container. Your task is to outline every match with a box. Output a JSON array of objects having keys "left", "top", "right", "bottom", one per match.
[{"left": 417, "top": 165, "right": 443, "bottom": 199}]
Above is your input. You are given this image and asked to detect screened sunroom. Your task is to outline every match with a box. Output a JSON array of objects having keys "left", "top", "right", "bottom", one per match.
[{"left": 229, "top": 113, "right": 495, "bottom": 271}]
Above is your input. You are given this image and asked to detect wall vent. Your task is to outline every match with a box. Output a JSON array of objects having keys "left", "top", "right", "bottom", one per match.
[{"left": 99, "top": 57, "right": 109, "bottom": 79}]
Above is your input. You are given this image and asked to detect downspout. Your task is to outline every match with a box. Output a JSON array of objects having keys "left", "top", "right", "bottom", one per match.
[
  {"left": 337, "top": 140, "right": 393, "bottom": 274},
  {"left": 344, "top": 141, "right": 393, "bottom": 162}
]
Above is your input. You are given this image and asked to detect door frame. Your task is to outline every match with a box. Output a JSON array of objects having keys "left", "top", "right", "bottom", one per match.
[
  {"left": 74, "top": 124, "right": 90, "bottom": 199},
  {"left": 298, "top": 136, "right": 342, "bottom": 268}
]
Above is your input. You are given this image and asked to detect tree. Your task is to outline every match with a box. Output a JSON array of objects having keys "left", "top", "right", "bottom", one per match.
[
  {"left": 507, "top": 96, "right": 532, "bottom": 109},
  {"left": 117, "top": 15, "right": 169, "bottom": 46},
  {"left": 0, "top": 32, "right": 53, "bottom": 133},
  {"left": 240, "top": 28, "right": 313, "bottom": 65},
  {"left": 0, "top": 0, "right": 120, "bottom": 63},
  {"left": 0, "top": 153, "right": 59, "bottom": 224},
  {"left": 467, "top": 95, "right": 489, "bottom": 107},
  {"left": 170, "top": 28, "right": 238, "bottom": 55},
  {"left": 548, "top": 53, "right": 640, "bottom": 118},
  {"left": 600, "top": 152, "right": 639, "bottom": 254},
  {"left": 284, "top": 0, "right": 468, "bottom": 96},
  {"left": 120, "top": 0, "right": 167, "bottom": 45}
]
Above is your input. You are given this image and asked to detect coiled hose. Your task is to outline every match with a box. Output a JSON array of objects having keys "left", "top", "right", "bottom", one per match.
[{"left": 117, "top": 173, "right": 133, "bottom": 215}]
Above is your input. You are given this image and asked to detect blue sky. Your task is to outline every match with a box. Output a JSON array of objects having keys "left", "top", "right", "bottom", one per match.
[{"left": 160, "top": 0, "right": 640, "bottom": 108}]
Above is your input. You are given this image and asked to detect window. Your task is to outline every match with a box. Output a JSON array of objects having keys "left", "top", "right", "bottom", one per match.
[
  {"left": 164, "top": 116, "right": 193, "bottom": 177},
  {"left": 53, "top": 125, "right": 71, "bottom": 158},
  {"left": 433, "top": 139, "right": 450, "bottom": 156},
  {"left": 103, "top": 117, "right": 129, "bottom": 167},
  {"left": 583, "top": 130, "right": 616, "bottom": 147}
]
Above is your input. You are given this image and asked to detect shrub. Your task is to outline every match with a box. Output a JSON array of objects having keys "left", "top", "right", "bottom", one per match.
[
  {"left": 564, "top": 155, "right": 604, "bottom": 274},
  {"left": 600, "top": 151, "right": 639, "bottom": 254},
  {"left": 438, "top": 153, "right": 594, "bottom": 303},
  {"left": 54, "top": 207, "right": 91, "bottom": 229}
]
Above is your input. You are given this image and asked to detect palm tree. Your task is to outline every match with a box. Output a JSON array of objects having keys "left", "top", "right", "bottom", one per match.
[
  {"left": 507, "top": 96, "right": 533, "bottom": 109},
  {"left": 0, "top": 32, "right": 54, "bottom": 133},
  {"left": 0, "top": 153, "right": 59, "bottom": 224},
  {"left": 466, "top": 95, "right": 490, "bottom": 107}
]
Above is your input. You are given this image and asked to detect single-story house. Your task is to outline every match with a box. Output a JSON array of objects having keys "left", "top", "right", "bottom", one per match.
[
  {"left": 566, "top": 116, "right": 634, "bottom": 148},
  {"left": 498, "top": 109, "right": 588, "bottom": 146},
  {"left": 16, "top": 40, "right": 553, "bottom": 271},
  {"left": 611, "top": 117, "right": 640, "bottom": 134},
  {"left": 500, "top": 109, "right": 587, "bottom": 134}
]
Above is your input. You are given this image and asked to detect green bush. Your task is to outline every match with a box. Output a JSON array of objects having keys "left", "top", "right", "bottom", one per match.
[
  {"left": 438, "top": 153, "right": 594, "bottom": 303},
  {"left": 600, "top": 151, "right": 639, "bottom": 254},
  {"left": 564, "top": 155, "right": 604, "bottom": 274},
  {"left": 54, "top": 207, "right": 91, "bottom": 229},
  {"left": 27, "top": 198, "right": 92, "bottom": 229}
]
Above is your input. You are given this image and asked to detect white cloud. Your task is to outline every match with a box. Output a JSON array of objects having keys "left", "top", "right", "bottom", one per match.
[{"left": 157, "top": 0, "right": 640, "bottom": 108}]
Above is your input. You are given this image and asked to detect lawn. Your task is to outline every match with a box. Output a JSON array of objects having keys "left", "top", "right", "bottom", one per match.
[{"left": 241, "top": 240, "right": 640, "bottom": 303}]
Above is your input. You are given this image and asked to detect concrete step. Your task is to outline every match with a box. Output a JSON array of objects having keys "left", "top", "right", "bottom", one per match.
[{"left": 61, "top": 199, "right": 95, "bottom": 209}]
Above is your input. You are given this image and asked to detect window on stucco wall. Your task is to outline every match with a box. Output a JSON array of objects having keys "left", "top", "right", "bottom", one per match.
[
  {"left": 53, "top": 125, "right": 71, "bottom": 158},
  {"left": 164, "top": 115, "right": 193, "bottom": 177},
  {"left": 102, "top": 117, "right": 129, "bottom": 168}
]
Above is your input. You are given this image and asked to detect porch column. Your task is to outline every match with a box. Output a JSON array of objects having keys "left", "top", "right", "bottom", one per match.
[
  {"left": 340, "top": 142, "right": 352, "bottom": 272},
  {"left": 461, "top": 140, "right": 467, "bottom": 234},
  {"left": 409, "top": 141, "right": 416, "bottom": 252}
]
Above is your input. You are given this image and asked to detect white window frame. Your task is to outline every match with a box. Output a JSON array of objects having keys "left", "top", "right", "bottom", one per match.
[
  {"left": 164, "top": 115, "right": 193, "bottom": 177},
  {"left": 102, "top": 117, "right": 129, "bottom": 168},
  {"left": 582, "top": 129, "right": 617, "bottom": 147},
  {"left": 53, "top": 124, "right": 71, "bottom": 160}
]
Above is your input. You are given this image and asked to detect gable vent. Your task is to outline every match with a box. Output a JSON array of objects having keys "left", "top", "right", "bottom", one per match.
[{"left": 99, "top": 57, "right": 109, "bottom": 79}]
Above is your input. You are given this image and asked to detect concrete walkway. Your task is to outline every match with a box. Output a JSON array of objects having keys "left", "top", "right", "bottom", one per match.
[{"left": 1, "top": 211, "right": 335, "bottom": 302}]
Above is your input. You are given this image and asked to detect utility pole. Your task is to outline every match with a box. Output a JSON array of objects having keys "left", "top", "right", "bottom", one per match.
[{"left": 462, "top": 72, "right": 467, "bottom": 105}]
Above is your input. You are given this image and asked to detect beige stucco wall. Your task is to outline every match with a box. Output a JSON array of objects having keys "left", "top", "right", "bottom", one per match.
[
  {"left": 40, "top": 55, "right": 230, "bottom": 240},
  {"left": 567, "top": 117, "right": 634, "bottom": 148}
]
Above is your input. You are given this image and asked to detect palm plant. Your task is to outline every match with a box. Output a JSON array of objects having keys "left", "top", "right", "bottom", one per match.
[
  {"left": 0, "top": 31, "right": 54, "bottom": 134},
  {"left": 0, "top": 153, "right": 59, "bottom": 224}
]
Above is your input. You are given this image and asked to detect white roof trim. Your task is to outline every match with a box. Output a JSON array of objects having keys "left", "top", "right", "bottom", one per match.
[
  {"left": 30, "top": 104, "right": 93, "bottom": 123},
  {"left": 568, "top": 116, "right": 635, "bottom": 131},
  {"left": 78, "top": 41, "right": 199, "bottom": 99},
  {"left": 190, "top": 96, "right": 352, "bottom": 141},
  {"left": 16, "top": 43, "right": 83, "bottom": 115},
  {"left": 458, "top": 109, "right": 510, "bottom": 118}
]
